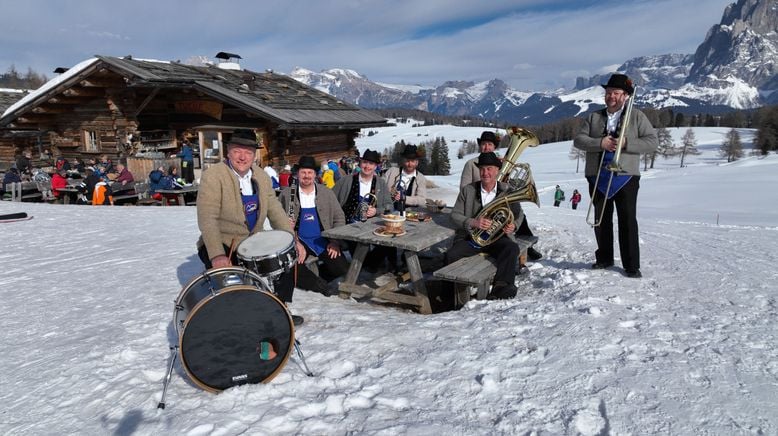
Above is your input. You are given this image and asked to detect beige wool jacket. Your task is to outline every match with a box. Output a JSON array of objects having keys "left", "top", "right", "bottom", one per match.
[{"left": 196, "top": 162, "right": 292, "bottom": 260}]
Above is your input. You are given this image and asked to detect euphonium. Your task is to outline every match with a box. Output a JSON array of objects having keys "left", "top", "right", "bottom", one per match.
[{"left": 470, "top": 127, "right": 541, "bottom": 248}]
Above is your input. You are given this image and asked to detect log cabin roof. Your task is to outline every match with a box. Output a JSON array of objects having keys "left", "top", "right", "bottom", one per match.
[{"left": 0, "top": 55, "right": 387, "bottom": 129}]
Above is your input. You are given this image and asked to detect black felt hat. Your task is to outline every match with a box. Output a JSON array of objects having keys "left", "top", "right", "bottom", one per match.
[
  {"left": 401, "top": 145, "right": 421, "bottom": 159},
  {"left": 227, "top": 129, "right": 259, "bottom": 148},
  {"left": 477, "top": 131, "right": 499, "bottom": 145},
  {"left": 297, "top": 155, "right": 317, "bottom": 170},
  {"left": 360, "top": 149, "right": 381, "bottom": 164},
  {"left": 476, "top": 152, "right": 502, "bottom": 168},
  {"left": 601, "top": 74, "right": 635, "bottom": 95}
]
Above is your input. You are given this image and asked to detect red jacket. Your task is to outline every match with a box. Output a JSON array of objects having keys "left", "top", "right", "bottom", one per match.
[{"left": 51, "top": 173, "right": 68, "bottom": 198}]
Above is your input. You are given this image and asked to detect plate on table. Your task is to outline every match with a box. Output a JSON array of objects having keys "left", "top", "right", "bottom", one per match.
[
  {"left": 405, "top": 211, "right": 430, "bottom": 222},
  {"left": 373, "top": 227, "right": 406, "bottom": 237}
]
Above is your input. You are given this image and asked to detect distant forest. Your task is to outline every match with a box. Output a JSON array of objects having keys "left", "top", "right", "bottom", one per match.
[{"left": 0, "top": 65, "right": 48, "bottom": 89}]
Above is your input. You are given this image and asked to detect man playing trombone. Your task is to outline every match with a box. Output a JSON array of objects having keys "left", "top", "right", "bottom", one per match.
[{"left": 573, "top": 74, "right": 657, "bottom": 278}]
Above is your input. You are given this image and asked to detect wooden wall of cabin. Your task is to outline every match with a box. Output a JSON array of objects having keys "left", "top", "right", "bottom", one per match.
[{"left": 267, "top": 129, "right": 358, "bottom": 169}]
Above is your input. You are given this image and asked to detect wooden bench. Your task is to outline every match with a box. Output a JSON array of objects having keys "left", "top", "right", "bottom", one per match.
[
  {"left": 133, "top": 182, "right": 162, "bottom": 206},
  {"left": 433, "top": 235, "right": 538, "bottom": 302},
  {"left": 111, "top": 181, "right": 143, "bottom": 205},
  {"left": 5, "top": 182, "right": 43, "bottom": 202}
]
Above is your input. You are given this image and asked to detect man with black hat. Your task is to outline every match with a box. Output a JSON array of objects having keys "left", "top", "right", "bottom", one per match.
[
  {"left": 460, "top": 131, "right": 499, "bottom": 189},
  {"left": 383, "top": 144, "right": 427, "bottom": 210},
  {"left": 196, "top": 129, "right": 304, "bottom": 324},
  {"left": 332, "top": 148, "right": 393, "bottom": 271},
  {"left": 460, "top": 130, "right": 543, "bottom": 262},
  {"left": 332, "top": 148, "right": 392, "bottom": 224},
  {"left": 279, "top": 156, "right": 349, "bottom": 295},
  {"left": 447, "top": 152, "right": 523, "bottom": 300},
  {"left": 573, "top": 73, "right": 657, "bottom": 278}
]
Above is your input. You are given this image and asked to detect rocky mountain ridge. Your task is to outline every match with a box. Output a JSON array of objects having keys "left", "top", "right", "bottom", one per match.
[{"left": 289, "top": 0, "right": 776, "bottom": 124}]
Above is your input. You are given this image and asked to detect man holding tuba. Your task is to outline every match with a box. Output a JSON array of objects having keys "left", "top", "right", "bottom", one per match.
[
  {"left": 447, "top": 152, "right": 523, "bottom": 300},
  {"left": 573, "top": 73, "right": 657, "bottom": 278},
  {"left": 460, "top": 131, "right": 543, "bottom": 262}
]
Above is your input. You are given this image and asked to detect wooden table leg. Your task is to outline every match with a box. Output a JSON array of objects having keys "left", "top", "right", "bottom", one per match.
[
  {"left": 339, "top": 243, "right": 369, "bottom": 298},
  {"left": 177, "top": 193, "right": 185, "bottom": 206},
  {"left": 405, "top": 251, "right": 432, "bottom": 314}
]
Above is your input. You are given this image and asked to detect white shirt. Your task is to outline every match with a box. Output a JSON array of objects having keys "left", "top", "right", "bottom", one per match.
[
  {"left": 232, "top": 168, "right": 254, "bottom": 195},
  {"left": 359, "top": 175, "right": 373, "bottom": 198},
  {"left": 606, "top": 106, "right": 624, "bottom": 136},
  {"left": 400, "top": 170, "right": 417, "bottom": 192},
  {"left": 480, "top": 183, "right": 498, "bottom": 206},
  {"left": 299, "top": 188, "right": 316, "bottom": 208},
  {"left": 263, "top": 166, "right": 278, "bottom": 179}
]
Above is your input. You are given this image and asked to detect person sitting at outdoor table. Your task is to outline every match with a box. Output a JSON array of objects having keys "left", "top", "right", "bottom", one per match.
[
  {"left": 1, "top": 167, "right": 21, "bottom": 200},
  {"left": 196, "top": 129, "right": 303, "bottom": 325},
  {"left": 447, "top": 152, "right": 524, "bottom": 300},
  {"left": 383, "top": 144, "right": 428, "bottom": 209},
  {"left": 113, "top": 161, "right": 135, "bottom": 192},
  {"left": 51, "top": 168, "right": 69, "bottom": 203},
  {"left": 279, "top": 155, "right": 349, "bottom": 296},
  {"left": 71, "top": 157, "right": 85, "bottom": 174},
  {"left": 148, "top": 166, "right": 178, "bottom": 203},
  {"left": 332, "top": 148, "right": 393, "bottom": 271},
  {"left": 98, "top": 154, "right": 114, "bottom": 174}
]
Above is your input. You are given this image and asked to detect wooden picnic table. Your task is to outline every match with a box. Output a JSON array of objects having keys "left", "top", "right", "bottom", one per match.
[
  {"left": 154, "top": 185, "right": 198, "bottom": 206},
  {"left": 322, "top": 211, "right": 455, "bottom": 314}
]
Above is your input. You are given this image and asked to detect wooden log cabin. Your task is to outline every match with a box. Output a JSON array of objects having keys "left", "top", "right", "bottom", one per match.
[{"left": 0, "top": 54, "right": 387, "bottom": 176}]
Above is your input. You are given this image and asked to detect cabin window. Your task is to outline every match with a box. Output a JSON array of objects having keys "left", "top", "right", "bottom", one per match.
[{"left": 84, "top": 130, "right": 99, "bottom": 152}]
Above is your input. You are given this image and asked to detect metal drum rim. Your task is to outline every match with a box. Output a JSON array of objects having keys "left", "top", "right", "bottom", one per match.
[{"left": 177, "top": 285, "right": 295, "bottom": 393}]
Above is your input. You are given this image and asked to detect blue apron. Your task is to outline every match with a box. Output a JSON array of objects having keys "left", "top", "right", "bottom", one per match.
[
  {"left": 594, "top": 151, "right": 632, "bottom": 199},
  {"left": 242, "top": 192, "right": 259, "bottom": 231},
  {"left": 297, "top": 206, "right": 327, "bottom": 255}
]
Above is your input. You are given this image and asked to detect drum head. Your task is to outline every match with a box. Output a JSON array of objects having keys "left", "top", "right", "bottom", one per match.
[
  {"left": 237, "top": 230, "right": 294, "bottom": 259},
  {"left": 179, "top": 287, "right": 294, "bottom": 392}
]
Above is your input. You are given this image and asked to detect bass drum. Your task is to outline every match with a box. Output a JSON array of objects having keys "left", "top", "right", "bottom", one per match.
[{"left": 174, "top": 267, "right": 294, "bottom": 392}]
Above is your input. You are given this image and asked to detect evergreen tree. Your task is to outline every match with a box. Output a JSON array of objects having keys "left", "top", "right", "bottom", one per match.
[
  {"left": 417, "top": 143, "right": 429, "bottom": 174},
  {"left": 436, "top": 137, "right": 450, "bottom": 176},
  {"left": 719, "top": 128, "right": 743, "bottom": 162},
  {"left": 755, "top": 106, "right": 778, "bottom": 155}
]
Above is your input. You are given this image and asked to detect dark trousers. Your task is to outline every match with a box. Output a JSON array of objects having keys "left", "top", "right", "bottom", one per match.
[
  {"left": 445, "top": 237, "right": 519, "bottom": 286},
  {"left": 294, "top": 244, "right": 350, "bottom": 294},
  {"left": 516, "top": 215, "right": 534, "bottom": 237},
  {"left": 198, "top": 243, "right": 294, "bottom": 303},
  {"left": 588, "top": 176, "right": 640, "bottom": 271},
  {"left": 181, "top": 161, "right": 195, "bottom": 184}
]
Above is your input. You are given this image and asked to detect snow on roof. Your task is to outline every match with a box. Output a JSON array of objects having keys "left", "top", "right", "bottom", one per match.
[{"left": 2, "top": 57, "right": 100, "bottom": 118}]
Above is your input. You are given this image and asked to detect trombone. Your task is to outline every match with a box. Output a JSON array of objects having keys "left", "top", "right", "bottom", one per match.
[{"left": 586, "top": 86, "right": 637, "bottom": 227}]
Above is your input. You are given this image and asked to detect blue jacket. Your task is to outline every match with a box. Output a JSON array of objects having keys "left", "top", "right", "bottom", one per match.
[
  {"left": 177, "top": 144, "right": 194, "bottom": 162},
  {"left": 149, "top": 170, "right": 176, "bottom": 194}
]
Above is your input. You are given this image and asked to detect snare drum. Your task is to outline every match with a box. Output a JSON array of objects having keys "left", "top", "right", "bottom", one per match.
[
  {"left": 237, "top": 230, "right": 297, "bottom": 278},
  {"left": 174, "top": 267, "right": 294, "bottom": 392}
]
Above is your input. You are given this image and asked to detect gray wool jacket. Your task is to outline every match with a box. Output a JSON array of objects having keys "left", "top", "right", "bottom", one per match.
[
  {"left": 450, "top": 181, "right": 524, "bottom": 243},
  {"left": 332, "top": 172, "right": 392, "bottom": 215},
  {"left": 573, "top": 107, "right": 658, "bottom": 176},
  {"left": 382, "top": 166, "right": 428, "bottom": 207}
]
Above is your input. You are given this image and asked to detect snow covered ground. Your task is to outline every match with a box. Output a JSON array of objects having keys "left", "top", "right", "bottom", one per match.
[{"left": 1, "top": 125, "right": 777, "bottom": 435}]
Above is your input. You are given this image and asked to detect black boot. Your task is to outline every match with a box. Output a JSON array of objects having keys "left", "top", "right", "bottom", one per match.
[{"left": 527, "top": 246, "right": 542, "bottom": 261}]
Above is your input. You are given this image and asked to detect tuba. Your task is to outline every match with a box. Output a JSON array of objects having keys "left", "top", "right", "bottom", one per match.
[{"left": 470, "top": 127, "right": 540, "bottom": 248}]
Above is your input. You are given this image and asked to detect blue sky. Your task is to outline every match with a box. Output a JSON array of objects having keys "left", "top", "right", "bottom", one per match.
[{"left": 0, "top": 0, "right": 734, "bottom": 91}]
